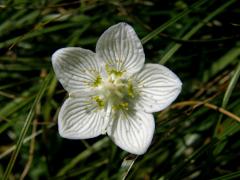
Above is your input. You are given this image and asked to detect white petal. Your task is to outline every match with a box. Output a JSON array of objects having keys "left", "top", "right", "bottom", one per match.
[
  {"left": 107, "top": 110, "right": 154, "bottom": 155},
  {"left": 58, "top": 97, "right": 108, "bottom": 139},
  {"left": 96, "top": 22, "right": 145, "bottom": 76},
  {"left": 52, "top": 47, "right": 103, "bottom": 93},
  {"left": 132, "top": 64, "right": 182, "bottom": 113}
]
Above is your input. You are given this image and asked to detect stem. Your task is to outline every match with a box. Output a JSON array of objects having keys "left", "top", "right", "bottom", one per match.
[{"left": 172, "top": 100, "right": 240, "bottom": 123}]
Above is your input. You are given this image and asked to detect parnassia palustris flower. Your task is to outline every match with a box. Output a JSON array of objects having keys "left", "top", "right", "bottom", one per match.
[{"left": 52, "top": 22, "right": 182, "bottom": 155}]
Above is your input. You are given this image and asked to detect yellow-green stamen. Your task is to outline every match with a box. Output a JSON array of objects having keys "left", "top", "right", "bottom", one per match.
[
  {"left": 93, "top": 75, "right": 102, "bottom": 87},
  {"left": 105, "top": 64, "right": 124, "bottom": 77},
  {"left": 113, "top": 102, "right": 129, "bottom": 110},
  {"left": 92, "top": 96, "right": 105, "bottom": 108},
  {"left": 127, "top": 81, "right": 135, "bottom": 98}
]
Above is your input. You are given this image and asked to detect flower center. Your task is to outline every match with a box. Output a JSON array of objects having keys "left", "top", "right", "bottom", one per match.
[
  {"left": 104, "top": 74, "right": 133, "bottom": 110},
  {"left": 93, "top": 72, "right": 136, "bottom": 111}
]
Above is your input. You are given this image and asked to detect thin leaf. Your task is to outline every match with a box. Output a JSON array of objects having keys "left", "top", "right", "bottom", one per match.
[
  {"left": 56, "top": 137, "right": 109, "bottom": 176},
  {"left": 160, "top": 0, "right": 237, "bottom": 65},
  {"left": 141, "top": 0, "right": 209, "bottom": 45},
  {"left": 215, "top": 62, "right": 240, "bottom": 135},
  {"left": 120, "top": 154, "right": 138, "bottom": 180},
  {"left": 3, "top": 72, "right": 53, "bottom": 180},
  {"left": 211, "top": 170, "right": 240, "bottom": 180}
]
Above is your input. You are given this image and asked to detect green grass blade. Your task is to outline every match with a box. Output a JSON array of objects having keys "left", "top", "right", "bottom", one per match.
[
  {"left": 3, "top": 72, "right": 53, "bottom": 180},
  {"left": 205, "top": 47, "right": 240, "bottom": 80},
  {"left": 56, "top": 137, "right": 109, "bottom": 176},
  {"left": 141, "top": 0, "right": 208, "bottom": 45},
  {"left": 222, "top": 61, "right": 240, "bottom": 108},
  {"left": 211, "top": 170, "right": 240, "bottom": 180},
  {"left": 0, "top": 123, "right": 55, "bottom": 160},
  {"left": 160, "top": 0, "right": 236, "bottom": 65},
  {"left": 214, "top": 62, "right": 240, "bottom": 139},
  {"left": 0, "top": 93, "right": 35, "bottom": 118},
  {"left": 120, "top": 155, "right": 138, "bottom": 180},
  {"left": 0, "top": 23, "right": 81, "bottom": 49}
]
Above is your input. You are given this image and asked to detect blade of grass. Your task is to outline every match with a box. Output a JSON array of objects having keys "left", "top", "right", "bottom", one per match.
[
  {"left": 141, "top": 0, "right": 208, "bottom": 45},
  {"left": 19, "top": 119, "right": 38, "bottom": 179},
  {"left": 160, "top": 0, "right": 236, "bottom": 65},
  {"left": 214, "top": 62, "right": 240, "bottom": 137},
  {"left": 3, "top": 71, "right": 53, "bottom": 180},
  {"left": 165, "top": 140, "right": 218, "bottom": 180},
  {"left": 0, "top": 23, "right": 79, "bottom": 49},
  {"left": 0, "top": 92, "right": 35, "bottom": 118},
  {"left": 56, "top": 137, "right": 109, "bottom": 176},
  {"left": 0, "top": 85, "right": 39, "bottom": 135},
  {"left": 172, "top": 100, "right": 240, "bottom": 123},
  {"left": 165, "top": 115, "right": 239, "bottom": 180},
  {"left": 0, "top": 78, "right": 37, "bottom": 90},
  {"left": 120, "top": 154, "right": 138, "bottom": 180},
  {"left": 211, "top": 170, "right": 240, "bottom": 180},
  {"left": 0, "top": 10, "right": 28, "bottom": 36},
  {"left": 0, "top": 123, "right": 55, "bottom": 160},
  {"left": 204, "top": 48, "right": 240, "bottom": 81},
  {"left": 53, "top": 160, "right": 108, "bottom": 180}
]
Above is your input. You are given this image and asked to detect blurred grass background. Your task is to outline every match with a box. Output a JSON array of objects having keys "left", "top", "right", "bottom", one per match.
[{"left": 0, "top": 0, "right": 240, "bottom": 179}]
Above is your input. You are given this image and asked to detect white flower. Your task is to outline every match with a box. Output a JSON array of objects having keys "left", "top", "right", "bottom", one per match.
[{"left": 52, "top": 22, "right": 182, "bottom": 155}]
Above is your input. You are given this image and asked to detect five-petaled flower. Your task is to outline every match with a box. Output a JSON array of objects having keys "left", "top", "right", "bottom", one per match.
[{"left": 52, "top": 22, "right": 182, "bottom": 155}]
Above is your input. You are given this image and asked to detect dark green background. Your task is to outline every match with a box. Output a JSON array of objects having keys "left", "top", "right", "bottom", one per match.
[{"left": 0, "top": 0, "right": 240, "bottom": 179}]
